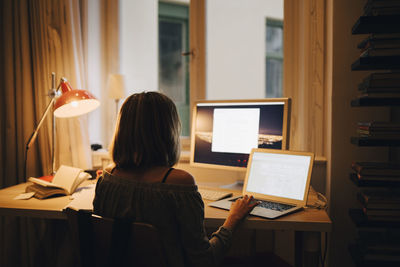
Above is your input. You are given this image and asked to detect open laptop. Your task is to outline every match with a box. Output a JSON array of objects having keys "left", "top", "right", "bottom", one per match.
[{"left": 209, "top": 148, "right": 314, "bottom": 219}]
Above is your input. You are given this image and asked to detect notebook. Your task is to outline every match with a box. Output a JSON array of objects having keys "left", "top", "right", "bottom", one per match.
[{"left": 209, "top": 148, "right": 314, "bottom": 219}]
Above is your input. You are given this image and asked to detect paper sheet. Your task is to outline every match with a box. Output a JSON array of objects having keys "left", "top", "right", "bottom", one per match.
[{"left": 65, "top": 184, "right": 96, "bottom": 211}]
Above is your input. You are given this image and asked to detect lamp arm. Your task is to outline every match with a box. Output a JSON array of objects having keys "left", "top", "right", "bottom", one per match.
[{"left": 26, "top": 97, "right": 56, "bottom": 150}]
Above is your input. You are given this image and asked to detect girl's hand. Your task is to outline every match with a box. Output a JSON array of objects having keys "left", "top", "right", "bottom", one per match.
[{"left": 222, "top": 195, "right": 260, "bottom": 231}]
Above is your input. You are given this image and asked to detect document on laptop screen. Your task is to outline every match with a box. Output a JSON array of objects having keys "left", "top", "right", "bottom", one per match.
[{"left": 246, "top": 152, "right": 311, "bottom": 200}]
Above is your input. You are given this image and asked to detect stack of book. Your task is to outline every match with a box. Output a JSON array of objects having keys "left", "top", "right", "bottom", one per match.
[
  {"left": 356, "top": 121, "right": 400, "bottom": 139},
  {"left": 357, "top": 190, "right": 400, "bottom": 221},
  {"left": 356, "top": 72, "right": 400, "bottom": 105},
  {"left": 350, "top": 227, "right": 400, "bottom": 265},
  {"left": 359, "top": 34, "right": 400, "bottom": 58},
  {"left": 363, "top": 0, "right": 400, "bottom": 16},
  {"left": 351, "top": 161, "right": 400, "bottom": 186}
]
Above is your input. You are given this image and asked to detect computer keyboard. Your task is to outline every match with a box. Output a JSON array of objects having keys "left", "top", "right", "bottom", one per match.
[
  {"left": 198, "top": 188, "right": 233, "bottom": 201},
  {"left": 256, "top": 199, "right": 294, "bottom": 212},
  {"left": 229, "top": 197, "right": 294, "bottom": 212}
]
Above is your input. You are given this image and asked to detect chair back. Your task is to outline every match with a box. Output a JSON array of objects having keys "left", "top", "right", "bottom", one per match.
[{"left": 66, "top": 208, "right": 168, "bottom": 267}]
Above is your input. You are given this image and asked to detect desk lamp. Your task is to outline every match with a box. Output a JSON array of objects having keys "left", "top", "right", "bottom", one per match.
[{"left": 25, "top": 73, "right": 100, "bottom": 178}]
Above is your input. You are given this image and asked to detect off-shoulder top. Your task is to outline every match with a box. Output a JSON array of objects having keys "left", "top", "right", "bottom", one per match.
[{"left": 92, "top": 170, "right": 232, "bottom": 267}]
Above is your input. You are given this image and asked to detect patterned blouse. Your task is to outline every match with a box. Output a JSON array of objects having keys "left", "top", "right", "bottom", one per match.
[{"left": 93, "top": 170, "right": 232, "bottom": 267}]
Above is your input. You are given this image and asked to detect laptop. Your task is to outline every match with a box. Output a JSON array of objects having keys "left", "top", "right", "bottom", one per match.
[{"left": 209, "top": 148, "right": 314, "bottom": 219}]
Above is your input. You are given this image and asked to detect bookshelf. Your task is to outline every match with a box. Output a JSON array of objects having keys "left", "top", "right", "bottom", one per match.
[{"left": 349, "top": 1, "right": 400, "bottom": 266}]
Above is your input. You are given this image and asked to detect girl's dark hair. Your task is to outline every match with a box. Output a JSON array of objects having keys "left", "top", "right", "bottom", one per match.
[{"left": 110, "top": 91, "right": 181, "bottom": 170}]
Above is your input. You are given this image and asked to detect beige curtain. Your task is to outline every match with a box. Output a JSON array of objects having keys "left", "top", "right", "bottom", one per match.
[
  {"left": 0, "top": 0, "right": 119, "bottom": 266},
  {"left": 32, "top": 0, "right": 92, "bottom": 172}
]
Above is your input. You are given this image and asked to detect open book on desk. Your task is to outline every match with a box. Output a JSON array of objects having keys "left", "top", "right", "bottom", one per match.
[{"left": 26, "top": 165, "right": 91, "bottom": 199}]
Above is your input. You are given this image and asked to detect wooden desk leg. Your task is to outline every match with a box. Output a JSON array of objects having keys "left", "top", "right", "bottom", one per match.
[{"left": 295, "top": 231, "right": 321, "bottom": 267}]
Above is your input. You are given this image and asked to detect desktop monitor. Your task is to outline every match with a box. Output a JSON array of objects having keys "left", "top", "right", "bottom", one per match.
[{"left": 190, "top": 98, "right": 291, "bottom": 171}]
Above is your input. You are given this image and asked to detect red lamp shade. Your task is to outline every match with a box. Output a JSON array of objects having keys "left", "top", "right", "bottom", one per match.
[{"left": 54, "top": 80, "right": 100, "bottom": 118}]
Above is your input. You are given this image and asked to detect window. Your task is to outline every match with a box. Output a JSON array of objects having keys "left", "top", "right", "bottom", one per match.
[
  {"left": 158, "top": 2, "right": 190, "bottom": 136},
  {"left": 266, "top": 19, "right": 283, "bottom": 98}
]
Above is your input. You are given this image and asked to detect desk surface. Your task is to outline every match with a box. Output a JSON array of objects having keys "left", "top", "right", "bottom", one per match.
[{"left": 0, "top": 181, "right": 331, "bottom": 232}]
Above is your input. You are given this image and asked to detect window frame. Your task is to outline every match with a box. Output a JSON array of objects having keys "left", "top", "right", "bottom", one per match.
[{"left": 188, "top": 0, "right": 327, "bottom": 158}]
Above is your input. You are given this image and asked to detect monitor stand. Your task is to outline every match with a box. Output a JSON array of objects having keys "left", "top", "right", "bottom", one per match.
[{"left": 219, "top": 180, "right": 243, "bottom": 191}]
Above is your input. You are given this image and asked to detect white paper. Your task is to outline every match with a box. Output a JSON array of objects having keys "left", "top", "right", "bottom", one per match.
[
  {"left": 14, "top": 192, "right": 36, "bottom": 200},
  {"left": 65, "top": 184, "right": 96, "bottom": 211}
]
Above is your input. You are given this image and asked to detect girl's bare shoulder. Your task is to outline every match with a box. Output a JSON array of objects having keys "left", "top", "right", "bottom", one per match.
[{"left": 167, "top": 169, "right": 195, "bottom": 185}]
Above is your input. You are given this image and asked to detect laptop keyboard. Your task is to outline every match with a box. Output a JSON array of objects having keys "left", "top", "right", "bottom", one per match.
[{"left": 230, "top": 197, "right": 295, "bottom": 212}]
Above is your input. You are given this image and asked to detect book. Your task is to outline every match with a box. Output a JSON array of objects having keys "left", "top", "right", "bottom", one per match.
[
  {"left": 358, "top": 86, "right": 400, "bottom": 93},
  {"left": 357, "top": 121, "right": 400, "bottom": 130},
  {"left": 352, "top": 161, "right": 400, "bottom": 176},
  {"left": 351, "top": 173, "right": 400, "bottom": 185},
  {"left": 358, "top": 72, "right": 400, "bottom": 88},
  {"left": 364, "top": 208, "right": 400, "bottom": 217},
  {"left": 364, "top": 0, "right": 400, "bottom": 10},
  {"left": 361, "top": 47, "right": 400, "bottom": 57},
  {"left": 26, "top": 165, "right": 91, "bottom": 199},
  {"left": 358, "top": 93, "right": 400, "bottom": 98},
  {"left": 358, "top": 37, "right": 400, "bottom": 50},
  {"left": 364, "top": 0, "right": 400, "bottom": 16},
  {"left": 365, "top": 7, "right": 400, "bottom": 16},
  {"left": 358, "top": 190, "right": 400, "bottom": 209},
  {"left": 357, "top": 128, "right": 400, "bottom": 138},
  {"left": 370, "top": 33, "right": 400, "bottom": 39}
]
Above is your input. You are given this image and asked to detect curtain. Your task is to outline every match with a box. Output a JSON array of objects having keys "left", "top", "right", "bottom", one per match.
[{"left": 0, "top": 0, "right": 119, "bottom": 266}]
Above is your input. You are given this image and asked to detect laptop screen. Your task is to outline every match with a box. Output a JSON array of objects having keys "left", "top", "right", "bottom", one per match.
[{"left": 245, "top": 150, "right": 312, "bottom": 201}]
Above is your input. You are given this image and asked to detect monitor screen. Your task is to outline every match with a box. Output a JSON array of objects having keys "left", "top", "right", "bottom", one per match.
[{"left": 190, "top": 98, "right": 291, "bottom": 170}]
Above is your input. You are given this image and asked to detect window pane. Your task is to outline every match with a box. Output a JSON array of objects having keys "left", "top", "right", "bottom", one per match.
[
  {"left": 266, "top": 26, "right": 283, "bottom": 55},
  {"left": 158, "top": 3, "right": 189, "bottom": 137},
  {"left": 266, "top": 20, "right": 283, "bottom": 98},
  {"left": 159, "top": 20, "right": 186, "bottom": 103},
  {"left": 266, "top": 58, "right": 283, "bottom": 98}
]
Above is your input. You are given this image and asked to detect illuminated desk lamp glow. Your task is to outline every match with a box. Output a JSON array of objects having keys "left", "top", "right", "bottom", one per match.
[
  {"left": 54, "top": 78, "right": 100, "bottom": 118},
  {"left": 25, "top": 73, "right": 100, "bottom": 178}
]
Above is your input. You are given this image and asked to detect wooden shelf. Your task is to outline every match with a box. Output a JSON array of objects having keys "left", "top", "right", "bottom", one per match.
[
  {"left": 349, "top": 173, "right": 400, "bottom": 187},
  {"left": 352, "top": 15, "right": 400, "bottom": 34},
  {"left": 351, "top": 137, "right": 400, "bottom": 146},
  {"left": 351, "top": 56, "right": 400, "bottom": 70},
  {"left": 349, "top": 209, "right": 400, "bottom": 228},
  {"left": 349, "top": 9, "right": 400, "bottom": 267},
  {"left": 351, "top": 97, "right": 400, "bottom": 106}
]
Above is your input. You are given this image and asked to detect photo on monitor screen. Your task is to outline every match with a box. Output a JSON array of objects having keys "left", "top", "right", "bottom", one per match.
[{"left": 190, "top": 98, "right": 290, "bottom": 170}]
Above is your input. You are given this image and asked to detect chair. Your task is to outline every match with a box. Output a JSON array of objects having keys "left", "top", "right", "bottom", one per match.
[{"left": 65, "top": 208, "right": 168, "bottom": 267}]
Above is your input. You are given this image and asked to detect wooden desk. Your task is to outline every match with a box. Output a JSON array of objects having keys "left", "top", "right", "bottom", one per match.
[{"left": 0, "top": 181, "right": 331, "bottom": 267}]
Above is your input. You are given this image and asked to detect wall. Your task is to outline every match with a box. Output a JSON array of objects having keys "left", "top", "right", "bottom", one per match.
[
  {"left": 119, "top": 0, "right": 283, "bottom": 100},
  {"left": 120, "top": 0, "right": 159, "bottom": 94},
  {"left": 87, "top": 1, "right": 103, "bottom": 146},
  {"left": 206, "top": 0, "right": 283, "bottom": 100},
  {"left": 327, "top": 0, "right": 389, "bottom": 266}
]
